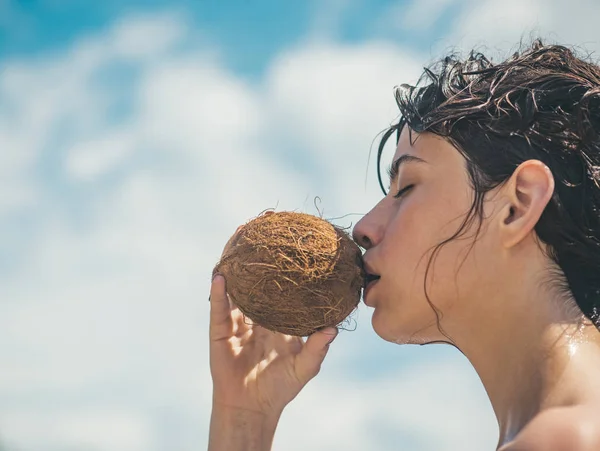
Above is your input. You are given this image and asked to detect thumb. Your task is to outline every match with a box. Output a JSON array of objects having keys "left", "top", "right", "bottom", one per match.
[{"left": 294, "top": 327, "right": 338, "bottom": 385}]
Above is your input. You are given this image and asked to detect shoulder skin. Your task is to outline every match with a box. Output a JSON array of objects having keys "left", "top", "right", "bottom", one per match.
[{"left": 499, "top": 406, "right": 600, "bottom": 451}]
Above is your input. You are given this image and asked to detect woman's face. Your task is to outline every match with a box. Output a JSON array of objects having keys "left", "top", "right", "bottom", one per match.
[{"left": 353, "top": 128, "right": 503, "bottom": 344}]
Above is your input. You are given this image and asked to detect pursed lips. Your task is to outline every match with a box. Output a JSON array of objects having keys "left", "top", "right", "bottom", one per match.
[{"left": 361, "top": 260, "right": 381, "bottom": 302}]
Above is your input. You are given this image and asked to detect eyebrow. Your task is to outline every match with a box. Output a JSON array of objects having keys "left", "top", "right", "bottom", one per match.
[{"left": 387, "top": 154, "right": 427, "bottom": 183}]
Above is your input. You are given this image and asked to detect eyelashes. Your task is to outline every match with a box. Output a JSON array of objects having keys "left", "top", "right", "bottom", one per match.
[{"left": 393, "top": 184, "right": 414, "bottom": 199}]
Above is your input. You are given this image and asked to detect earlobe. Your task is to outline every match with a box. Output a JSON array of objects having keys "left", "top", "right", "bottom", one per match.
[{"left": 500, "top": 160, "right": 555, "bottom": 248}]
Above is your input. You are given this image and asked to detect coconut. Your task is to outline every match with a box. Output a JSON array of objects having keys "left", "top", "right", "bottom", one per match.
[{"left": 213, "top": 211, "right": 365, "bottom": 336}]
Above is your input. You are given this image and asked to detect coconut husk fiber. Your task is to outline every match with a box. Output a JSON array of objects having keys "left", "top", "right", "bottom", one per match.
[{"left": 213, "top": 211, "right": 365, "bottom": 336}]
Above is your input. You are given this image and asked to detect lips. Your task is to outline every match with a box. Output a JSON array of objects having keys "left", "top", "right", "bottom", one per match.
[
  {"left": 364, "top": 272, "right": 380, "bottom": 287},
  {"left": 362, "top": 260, "right": 380, "bottom": 302},
  {"left": 362, "top": 260, "right": 380, "bottom": 284}
]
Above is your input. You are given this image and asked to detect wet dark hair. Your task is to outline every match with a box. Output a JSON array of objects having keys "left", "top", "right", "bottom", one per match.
[{"left": 377, "top": 40, "right": 600, "bottom": 330}]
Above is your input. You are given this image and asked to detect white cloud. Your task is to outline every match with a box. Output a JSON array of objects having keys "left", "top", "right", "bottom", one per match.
[
  {"left": 265, "top": 41, "right": 423, "bottom": 217},
  {"left": 267, "top": 41, "right": 420, "bottom": 153},
  {"left": 135, "top": 56, "right": 264, "bottom": 160},
  {"left": 306, "top": 0, "right": 357, "bottom": 41},
  {"left": 65, "top": 130, "right": 136, "bottom": 180},
  {"left": 0, "top": 409, "right": 152, "bottom": 451},
  {"left": 444, "top": 0, "right": 600, "bottom": 56},
  {"left": 109, "top": 11, "right": 187, "bottom": 59},
  {"left": 277, "top": 355, "right": 498, "bottom": 451},
  {"left": 382, "top": 0, "right": 459, "bottom": 33}
]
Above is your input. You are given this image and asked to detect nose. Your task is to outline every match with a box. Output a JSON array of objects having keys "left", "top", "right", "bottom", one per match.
[
  {"left": 353, "top": 210, "right": 382, "bottom": 250},
  {"left": 353, "top": 225, "right": 372, "bottom": 249}
]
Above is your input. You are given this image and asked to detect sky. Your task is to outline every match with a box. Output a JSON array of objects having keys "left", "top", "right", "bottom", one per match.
[{"left": 1, "top": 0, "right": 600, "bottom": 450}]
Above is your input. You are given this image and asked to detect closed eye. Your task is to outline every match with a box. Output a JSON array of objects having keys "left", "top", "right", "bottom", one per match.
[{"left": 393, "top": 184, "right": 414, "bottom": 199}]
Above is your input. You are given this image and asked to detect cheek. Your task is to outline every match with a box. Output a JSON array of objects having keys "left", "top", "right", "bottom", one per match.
[
  {"left": 381, "top": 202, "right": 441, "bottom": 280},
  {"left": 373, "top": 217, "right": 441, "bottom": 329},
  {"left": 381, "top": 196, "right": 476, "bottom": 306},
  {"left": 371, "top": 239, "right": 478, "bottom": 344}
]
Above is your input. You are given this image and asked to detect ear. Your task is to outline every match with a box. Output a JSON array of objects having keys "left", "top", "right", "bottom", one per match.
[{"left": 499, "top": 160, "right": 555, "bottom": 248}]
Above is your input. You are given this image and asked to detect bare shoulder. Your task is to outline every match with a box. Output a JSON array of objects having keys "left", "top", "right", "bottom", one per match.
[{"left": 500, "top": 405, "right": 600, "bottom": 451}]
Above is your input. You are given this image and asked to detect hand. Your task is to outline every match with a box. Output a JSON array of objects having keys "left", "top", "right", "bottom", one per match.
[
  {"left": 209, "top": 275, "right": 337, "bottom": 415},
  {"left": 209, "top": 221, "right": 338, "bottom": 417}
]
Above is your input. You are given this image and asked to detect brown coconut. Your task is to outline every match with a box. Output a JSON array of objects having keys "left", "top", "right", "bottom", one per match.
[{"left": 213, "top": 211, "right": 365, "bottom": 336}]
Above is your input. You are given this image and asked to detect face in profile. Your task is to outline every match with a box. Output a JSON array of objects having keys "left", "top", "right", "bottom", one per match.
[{"left": 354, "top": 128, "right": 509, "bottom": 345}]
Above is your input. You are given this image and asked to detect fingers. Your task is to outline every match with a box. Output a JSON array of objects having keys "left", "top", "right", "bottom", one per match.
[
  {"left": 294, "top": 327, "right": 338, "bottom": 385},
  {"left": 209, "top": 275, "right": 234, "bottom": 341}
]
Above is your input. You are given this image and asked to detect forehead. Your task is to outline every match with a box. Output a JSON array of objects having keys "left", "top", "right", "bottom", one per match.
[{"left": 393, "top": 127, "right": 463, "bottom": 169}]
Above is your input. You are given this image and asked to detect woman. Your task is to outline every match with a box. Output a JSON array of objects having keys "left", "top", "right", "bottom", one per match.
[{"left": 208, "top": 41, "right": 600, "bottom": 450}]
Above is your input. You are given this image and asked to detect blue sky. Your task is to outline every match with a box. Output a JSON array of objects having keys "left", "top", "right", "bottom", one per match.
[
  {"left": 1, "top": 0, "right": 457, "bottom": 70},
  {"left": 2, "top": 1, "right": 600, "bottom": 450}
]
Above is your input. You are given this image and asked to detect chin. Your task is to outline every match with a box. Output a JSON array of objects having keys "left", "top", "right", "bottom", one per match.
[
  {"left": 370, "top": 306, "right": 411, "bottom": 344},
  {"left": 370, "top": 305, "right": 441, "bottom": 345}
]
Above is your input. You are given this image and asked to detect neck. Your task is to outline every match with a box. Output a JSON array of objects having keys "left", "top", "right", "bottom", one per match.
[{"left": 448, "top": 280, "right": 600, "bottom": 446}]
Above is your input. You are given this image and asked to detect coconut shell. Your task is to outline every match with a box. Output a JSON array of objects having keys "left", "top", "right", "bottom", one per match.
[{"left": 213, "top": 211, "right": 365, "bottom": 336}]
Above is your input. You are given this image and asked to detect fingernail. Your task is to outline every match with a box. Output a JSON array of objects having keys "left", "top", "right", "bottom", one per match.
[{"left": 212, "top": 272, "right": 222, "bottom": 282}]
